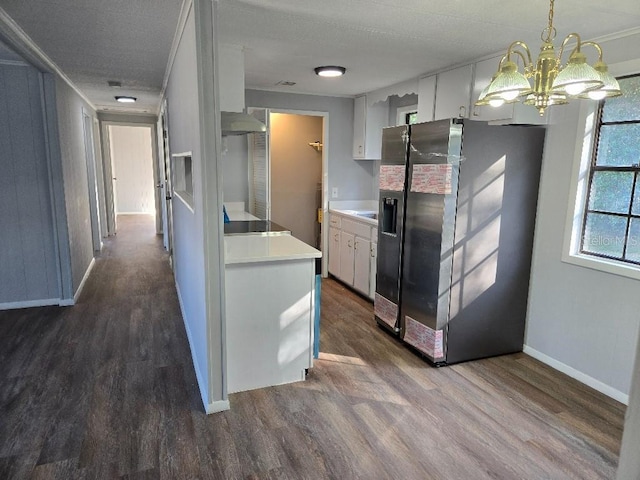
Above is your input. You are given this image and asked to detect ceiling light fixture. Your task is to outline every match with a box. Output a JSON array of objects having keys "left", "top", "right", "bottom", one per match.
[
  {"left": 314, "top": 66, "right": 346, "bottom": 78},
  {"left": 115, "top": 96, "right": 137, "bottom": 103},
  {"left": 476, "top": 0, "right": 621, "bottom": 115}
]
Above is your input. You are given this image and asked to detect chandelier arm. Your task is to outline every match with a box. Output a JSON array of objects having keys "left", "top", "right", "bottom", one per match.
[
  {"left": 506, "top": 41, "right": 533, "bottom": 68},
  {"left": 581, "top": 41, "right": 604, "bottom": 62},
  {"left": 558, "top": 32, "right": 582, "bottom": 61}
]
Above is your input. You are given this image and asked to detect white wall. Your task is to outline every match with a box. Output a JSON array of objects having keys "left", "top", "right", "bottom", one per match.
[
  {"left": 164, "top": 0, "right": 227, "bottom": 413},
  {"left": 165, "top": 6, "right": 209, "bottom": 408},
  {"left": 108, "top": 125, "right": 155, "bottom": 214},
  {"left": 221, "top": 135, "right": 249, "bottom": 203},
  {"left": 54, "top": 76, "right": 98, "bottom": 298},
  {"left": 525, "top": 31, "right": 640, "bottom": 402}
]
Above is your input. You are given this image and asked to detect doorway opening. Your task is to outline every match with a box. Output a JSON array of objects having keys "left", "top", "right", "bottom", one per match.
[
  {"left": 244, "top": 108, "right": 329, "bottom": 274},
  {"left": 270, "top": 112, "right": 323, "bottom": 249},
  {"left": 100, "top": 122, "right": 162, "bottom": 241}
]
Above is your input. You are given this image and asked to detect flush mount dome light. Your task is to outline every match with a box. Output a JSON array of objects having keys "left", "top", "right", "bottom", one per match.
[
  {"left": 115, "top": 95, "right": 137, "bottom": 103},
  {"left": 314, "top": 66, "right": 346, "bottom": 77}
]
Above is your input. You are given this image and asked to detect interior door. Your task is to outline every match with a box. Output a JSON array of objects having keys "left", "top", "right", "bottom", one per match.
[
  {"left": 82, "top": 110, "right": 101, "bottom": 252},
  {"left": 160, "top": 101, "right": 174, "bottom": 263}
]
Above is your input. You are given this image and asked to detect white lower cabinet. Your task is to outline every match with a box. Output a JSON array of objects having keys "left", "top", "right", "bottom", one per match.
[
  {"left": 353, "top": 236, "right": 371, "bottom": 295},
  {"left": 369, "top": 241, "right": 377, "bottom": 300},
  {"left": 328, "top": 227, "right": 340, "bottom": 276},
  {"left": 339, "top": 232, "right": 355, "bottom": 285},
  {"left": 328, "top": 212, "right": 377, "bottom": 299}
]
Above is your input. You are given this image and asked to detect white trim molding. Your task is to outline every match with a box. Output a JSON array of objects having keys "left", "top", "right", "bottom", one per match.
[
  {"left": 73, "top": 257, "right": 96, "bottom": 303},
  {"left": 206, "top": 399, "right": 231, "bottom": 414},
  {"left": 524, "top": 346, "right": 629, "bottom": 405},
  {"left": 0, "top": 298, "right": 61, "bottom": 311}
]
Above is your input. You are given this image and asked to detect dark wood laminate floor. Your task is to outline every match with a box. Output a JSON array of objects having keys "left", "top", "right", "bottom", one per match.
[{"left": 0, "top": 215, "right": 625, "bottom": 479}]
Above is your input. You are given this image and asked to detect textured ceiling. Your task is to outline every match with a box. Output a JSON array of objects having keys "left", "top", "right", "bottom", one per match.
[
  {"left": 0, "top": 0, "right": 639, "bottom": 113},
  {"left": 0, "top": 0, "right": 182, "bottom": 114},
  {"left": 218, "top": 0, "right": 640, "bottom": 96}
]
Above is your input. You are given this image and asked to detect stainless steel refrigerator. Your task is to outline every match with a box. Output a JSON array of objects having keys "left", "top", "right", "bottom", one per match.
[{"left": 374, "top": 119, "right": 545, "bottom": 365}]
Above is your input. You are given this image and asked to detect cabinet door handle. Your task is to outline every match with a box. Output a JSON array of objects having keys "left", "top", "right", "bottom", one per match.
[
  {"left": 459, "top": 105, "right": 466, "bottom": 118},
  {"left": 354, "top": 241, "right": 358, "bottom": 250},
  {"left": 348, "top": 240, "right": 353, "bottom": 248}
]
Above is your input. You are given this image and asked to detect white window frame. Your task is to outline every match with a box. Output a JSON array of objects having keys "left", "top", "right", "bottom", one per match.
[
  {"left": 563, "top": 59, "right": 640, "bottom": 281},
  {"left": 396, "top": 104, "right": 418, "bottom": 126}
]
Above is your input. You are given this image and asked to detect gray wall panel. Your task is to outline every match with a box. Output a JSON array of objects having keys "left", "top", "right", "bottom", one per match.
[
  {"left": 0, "top": 63, "right": 58, "bottom": 304},
  {"left": 54, "top": 78, "right": 95, "bottom": 294}
]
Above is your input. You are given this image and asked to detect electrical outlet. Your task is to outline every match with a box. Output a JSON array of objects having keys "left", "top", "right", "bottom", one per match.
[{"left": 332, "top": 187, "right": 338, "bottom": 198}]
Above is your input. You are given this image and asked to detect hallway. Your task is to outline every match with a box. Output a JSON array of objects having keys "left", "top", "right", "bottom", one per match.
[{"left": 0, "top": 215, "right": 626, "bottom": 479}]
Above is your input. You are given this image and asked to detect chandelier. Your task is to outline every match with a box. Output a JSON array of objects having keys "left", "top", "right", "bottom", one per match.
[{"left": 476, "top": 0, "right": 622, "bottom": 115}]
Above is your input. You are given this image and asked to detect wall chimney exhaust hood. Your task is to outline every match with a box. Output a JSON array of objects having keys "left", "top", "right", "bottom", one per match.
[{"left": 221, "top": 111, "right": 266, "bottom": 136}]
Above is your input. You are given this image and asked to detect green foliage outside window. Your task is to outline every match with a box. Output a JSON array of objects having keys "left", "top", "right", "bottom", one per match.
[{"left": 581, "top": 74, "right": 640, "bottom": 264}]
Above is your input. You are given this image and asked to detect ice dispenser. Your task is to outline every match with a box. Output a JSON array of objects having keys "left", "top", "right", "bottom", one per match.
[{"left": 381, "top": 197, "right": 398, "bottom": 235}]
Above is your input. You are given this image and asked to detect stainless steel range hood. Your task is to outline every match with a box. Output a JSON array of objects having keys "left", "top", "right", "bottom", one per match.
[{"left": 221, "top": 111, "right": 266, "bottom": 136}]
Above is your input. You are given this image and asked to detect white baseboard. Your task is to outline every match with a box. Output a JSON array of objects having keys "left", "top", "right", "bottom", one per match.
[
  {"left": 0, "top": 298, "right": 61, "bottom": 311},
  {"left": 523, "top": 345, "right": 629, "bottom": 405},
  {"left": 73, "top": 257, "right": 96, "bottom": 303},
  {"left": 175, "top": 282, "right": 229, "bottom": 414},
  {"left": 206, "top": 399, "right": 230, "bottom": 414}
]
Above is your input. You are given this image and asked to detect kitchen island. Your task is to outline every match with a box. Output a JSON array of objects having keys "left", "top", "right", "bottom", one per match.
[{"left": 224, "top": 233, "right": 321, "bottom": 394}]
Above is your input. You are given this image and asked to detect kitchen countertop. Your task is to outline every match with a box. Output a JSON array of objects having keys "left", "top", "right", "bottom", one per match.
[
  {"left": 225, "top": 234, "right": 322, "bottom": 265},
  {"left": 224, "top": 220, "right": 291, "bottom": 236},
  {"left": 227, "top": 210, "right": 260, "bottom": 221},
  {"left": 329, "top": 208, "right": 378, "bottom": 226},
  {"left": 328, "top": 200, "right": 378, "bottom": 226}
]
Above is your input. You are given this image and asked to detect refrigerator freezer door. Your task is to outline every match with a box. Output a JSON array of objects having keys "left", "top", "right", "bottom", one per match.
[
  {"left": 399, "top": 119, "right": 462, "bottom": 361},
  {"left": 375, "top": 125, "right": 409, "bottom": 332}
]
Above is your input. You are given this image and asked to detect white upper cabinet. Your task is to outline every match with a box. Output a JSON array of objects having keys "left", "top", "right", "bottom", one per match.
[
  {"left": 434, "top": 64, "right": 474, "bottom": 120},
  {"left": 471, "top": 57, "right": 548, "bottom": 125},
  {"left": 353, "top": 95, "right": 388, "bottom": 160},
  {"left": 417, "top": 75, "right": 436, "bottom": 123}
]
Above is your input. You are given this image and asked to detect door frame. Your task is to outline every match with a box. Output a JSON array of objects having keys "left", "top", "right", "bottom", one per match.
[
  {"left": 100, "top": 121, "right": 161, "bottom": 236},
  {"left": 265, "top": 108, "right": 329, "bottom": 277},
  {"left": 82, "top": 108, "right": 102, "bottom": 252},
  {"left": 158, "top": 99, "right": 174, "bottom": 262}
]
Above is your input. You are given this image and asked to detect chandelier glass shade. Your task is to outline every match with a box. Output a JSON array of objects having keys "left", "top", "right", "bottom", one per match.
[{"left": 476, "top": 0, "right": 622, "bottom": 115}]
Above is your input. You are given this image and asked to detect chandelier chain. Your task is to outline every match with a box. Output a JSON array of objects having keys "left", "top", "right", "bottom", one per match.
[{"left": 542, "top": 0, "right": 556, "bottom": 42}]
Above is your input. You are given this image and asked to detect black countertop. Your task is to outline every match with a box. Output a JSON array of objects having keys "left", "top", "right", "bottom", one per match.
[{"left": 224, "top": 220, "right": 291, "bottom": 236}]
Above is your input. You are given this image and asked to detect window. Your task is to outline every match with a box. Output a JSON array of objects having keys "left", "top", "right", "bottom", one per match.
[
  {"left": 396, "top": 104, "right": 419, "bottom": 126},
  {"left": 580, "top": 74, "right": 640, "bottom": 265}
]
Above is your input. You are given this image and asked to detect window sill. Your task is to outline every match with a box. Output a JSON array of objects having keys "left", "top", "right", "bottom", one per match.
[
  {"left": 174, "top": 191, "right": 195, "bottom": 213},
  {"left": 561, "top": 251, "right": 640, "bottom": 282}
]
